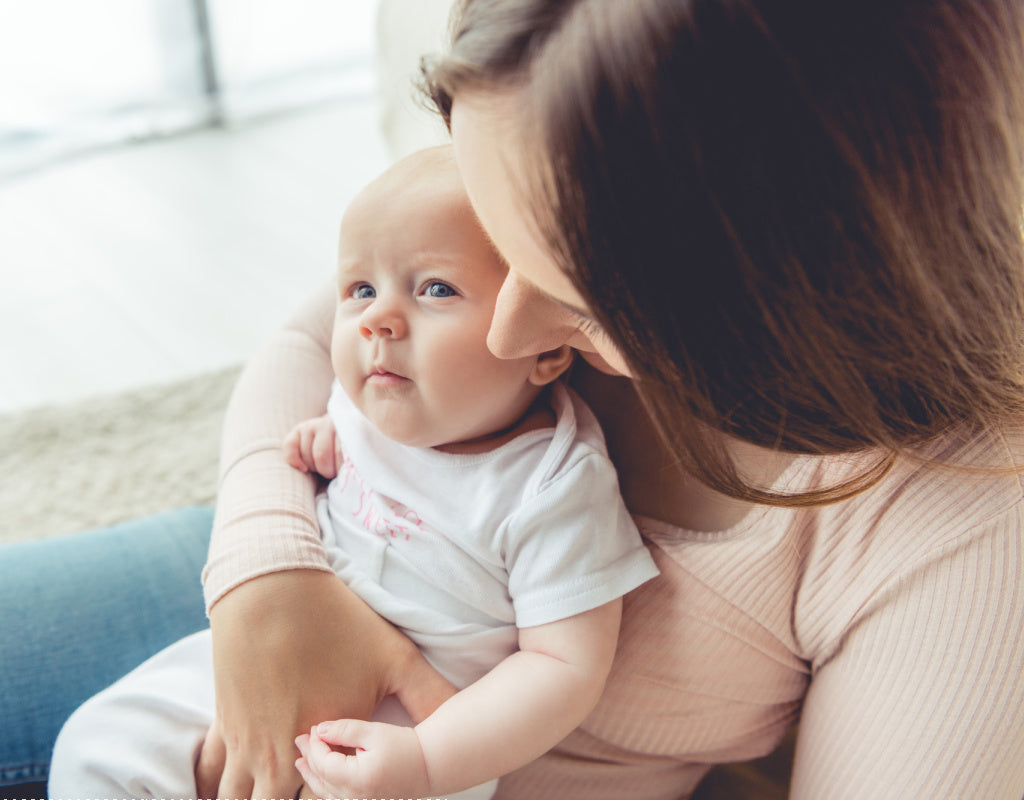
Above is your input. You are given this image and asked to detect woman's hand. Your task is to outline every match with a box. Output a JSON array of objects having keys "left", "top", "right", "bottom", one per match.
[{"left": 195, "top": 569, "right": 457, "bottom": 799}]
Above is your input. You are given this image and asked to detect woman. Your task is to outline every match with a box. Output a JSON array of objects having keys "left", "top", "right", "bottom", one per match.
[
  {"left": 5, "top": 0, "right": 1024, "bottom": 797},
  {"left": 190, "top": 1, "right": 1024, "bottom": 796}
]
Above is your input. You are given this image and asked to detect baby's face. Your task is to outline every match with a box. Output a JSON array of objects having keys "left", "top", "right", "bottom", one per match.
[{"left": 331, "top": 149, "right": 542, "bottom": 449}]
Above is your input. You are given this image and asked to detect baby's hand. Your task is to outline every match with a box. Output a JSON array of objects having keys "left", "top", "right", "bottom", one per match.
[
  {"left": 295, "top": 720, "right": 431, "bottom": 800},
  {"left": 283, "top": 415, "right": 344, "bottom": 478}
]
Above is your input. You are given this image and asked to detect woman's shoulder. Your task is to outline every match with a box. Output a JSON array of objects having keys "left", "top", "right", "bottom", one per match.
[
  {"left": 634, "top": 412, "right": 1023, "bottom": 545},
  {"left": 650, "top": 420, "right": 1024, "bottom": 561},
  {"left": 636, "top": 421, "right": 1023, "bottom": 652},
  {"left": 792, "top": 424, "right": 1022, "bottom": 657},
  {"left": 833, "top": 420, "right": 1024, "bottom": 543}
]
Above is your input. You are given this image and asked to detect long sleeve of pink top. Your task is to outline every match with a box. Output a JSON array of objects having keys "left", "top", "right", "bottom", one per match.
[
  {"left": 202, "top": 283, "right": 1024, "bottom": 798},
  {"left": 201, "top": 282, "right": 338, "bottom": 610}
]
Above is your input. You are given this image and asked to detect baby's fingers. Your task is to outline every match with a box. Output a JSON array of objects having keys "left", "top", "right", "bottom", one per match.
[
  {"left": 300, "top": 721, "right": 428, "bottom": 799},
  {"left": 309, "top": 422, "right": 343, "bottom": 478},
  {"left": 294, "top": 756, "right": 328, "bottom": 799},
  {"left": 296, "top": 725, "right": 370, "bottom": 799},
  {"left": 294, "top": 733, "right": 333, "bottom": 798},
  {"left": 282, "top": 427, "right": 310, "bottom": 472},
  {"left": 312, "top": 719, "right": 376, "bottom": 750}
]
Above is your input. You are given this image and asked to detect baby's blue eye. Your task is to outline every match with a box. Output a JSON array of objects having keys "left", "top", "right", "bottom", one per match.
[
  {"left": 352, "top": 284, "right": 376, "bottom": 300},
  {"left": 424, "top": 282, "right": 457, "bottom": 298}
]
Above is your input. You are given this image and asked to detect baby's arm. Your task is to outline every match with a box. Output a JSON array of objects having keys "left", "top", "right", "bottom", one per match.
[
  {"left": 283, "top": 414, "right": 344, "bottom": 478},
  {"left": 294, "top": 599, "right": 622, "bottom": 799}
]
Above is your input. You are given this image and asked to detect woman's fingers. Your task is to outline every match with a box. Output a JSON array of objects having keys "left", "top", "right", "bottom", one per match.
[
  {"left": 208, "top": 572, "right": 389, "bottom": 799},
  {"left": 216, "top": 758, "right": 256, "bottom": 800},
  {"left": 194, "top": 719, "right": 227, "bottom": 799},
  {"left": 294, "top": 753, "right": 329, "bottom": 800},
  {"left": 293, "top": 756, "right": 320, "bottom": 798}
]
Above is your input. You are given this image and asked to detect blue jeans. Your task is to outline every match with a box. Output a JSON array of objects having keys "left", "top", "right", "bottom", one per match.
[{"left": 0, "top": 507, "right": 212, "bottom": 794}]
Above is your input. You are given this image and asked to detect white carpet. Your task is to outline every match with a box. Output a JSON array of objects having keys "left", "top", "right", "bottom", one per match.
[{"left": 0, "top": 366, "right": 240, "bottom": 545}]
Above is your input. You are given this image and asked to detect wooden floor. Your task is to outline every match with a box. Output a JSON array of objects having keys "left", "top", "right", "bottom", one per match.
[{"left": 0, "top": 98, "right": 390, "bottom": 414}]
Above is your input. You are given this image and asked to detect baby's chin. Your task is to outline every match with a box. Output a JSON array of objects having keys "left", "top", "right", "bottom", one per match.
[
  {"left": 365, "top": 415, "right": 447, "bottom": 450},
  {"left": 375, "top": 421, "right": 496, "bottom": 455},
  {"left": 370, "top": 421, "right": 434, "bottom": 449}
]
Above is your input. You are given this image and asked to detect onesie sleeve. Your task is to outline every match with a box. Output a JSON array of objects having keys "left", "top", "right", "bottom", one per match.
[
  {"left": 503, "top": 451, "right": 659, "bottom": 629},
  {"left": 790, "top": 507, "right": 1024, "bottom": 798},
  {"left": 201, "top": 281, "right": 338, "bottom": 612}
]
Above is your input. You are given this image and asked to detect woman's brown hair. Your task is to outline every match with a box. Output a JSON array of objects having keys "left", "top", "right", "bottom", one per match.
[{"left": 422, "top": 0, "right": 1024, "bottom": 505}]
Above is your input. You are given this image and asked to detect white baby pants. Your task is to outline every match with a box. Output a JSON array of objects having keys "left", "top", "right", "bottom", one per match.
[
  {"left": 48, "top": 629, "right": 495, "bottom": 799},
  {"left": 49, "top": 630, "right": 216, "bottom": 799}
]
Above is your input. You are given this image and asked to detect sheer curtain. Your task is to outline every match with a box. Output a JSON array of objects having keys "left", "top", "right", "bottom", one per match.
[{"left": 0, "top": 0, "right": 376, "bottom": 180}]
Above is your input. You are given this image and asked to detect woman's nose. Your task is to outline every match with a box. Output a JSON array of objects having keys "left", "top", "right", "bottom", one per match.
[
  {"left": 359, "top": 300, "right": 407, "bottom": 340},
  {"left": 487, "top": 272, "right": 577, "bottom": 358}
]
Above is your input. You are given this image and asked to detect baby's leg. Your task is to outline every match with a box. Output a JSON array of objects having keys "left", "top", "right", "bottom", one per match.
[{"left": 48, "top": 629, "right": 214, "bottom": 799}]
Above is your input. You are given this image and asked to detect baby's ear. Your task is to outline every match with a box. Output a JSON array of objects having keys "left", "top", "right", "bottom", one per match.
[{"left": 529, "top": 345, "right": 574, "bottom": 386}]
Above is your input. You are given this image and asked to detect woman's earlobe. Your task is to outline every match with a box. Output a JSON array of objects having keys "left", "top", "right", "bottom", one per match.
[{"left": 529, "top": 345, "right": 575, "bottom": 386}]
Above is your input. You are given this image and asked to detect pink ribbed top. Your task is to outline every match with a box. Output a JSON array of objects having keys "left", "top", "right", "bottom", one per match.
[{"left": 203, "top": 284, "right": 1024, "bottom": 798}]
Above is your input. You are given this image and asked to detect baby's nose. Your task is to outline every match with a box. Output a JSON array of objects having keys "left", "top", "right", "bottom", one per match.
[
  {"left": 360, "top": 322, "right": 396, "bottom": 338},
  {"left": 359, "top": 304, "right": 407, "bottom": 339}
]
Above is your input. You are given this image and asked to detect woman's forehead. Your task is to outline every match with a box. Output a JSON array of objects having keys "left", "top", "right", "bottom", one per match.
[{"left": 451, "top": 95, "right": 590, "bottom": 309}]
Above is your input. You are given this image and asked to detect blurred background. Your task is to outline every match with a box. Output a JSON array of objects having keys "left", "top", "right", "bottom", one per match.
[{"left": 0, "top": 0, "right": 451, "bottom": 414}]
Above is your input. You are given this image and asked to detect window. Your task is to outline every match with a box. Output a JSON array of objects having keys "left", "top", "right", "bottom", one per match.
[{"left": 0, "top": 0, "right": 376, "bottom": 180}]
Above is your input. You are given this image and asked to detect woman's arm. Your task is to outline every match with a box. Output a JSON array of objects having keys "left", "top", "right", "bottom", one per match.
[
  {"left": 295, "top": 600, "right": 623, "bottom": 799},
  {"left": 197, "top": 282, "right": 456, "bottom": 799},
  {"left": 202, "top": 281, "right": 338, "bottom": 609},
  {"left": 790, "top": 515, "right": 1024, "bottom": 798}
]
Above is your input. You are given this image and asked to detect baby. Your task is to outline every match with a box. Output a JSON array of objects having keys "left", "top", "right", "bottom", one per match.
[{"left": 48, "top": 145, "right": 658, "bottom": 800}]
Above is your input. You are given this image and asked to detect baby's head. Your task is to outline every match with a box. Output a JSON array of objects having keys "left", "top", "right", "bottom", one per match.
[{"left": 331, "top": 145, "right": 573, "bottom": 451}]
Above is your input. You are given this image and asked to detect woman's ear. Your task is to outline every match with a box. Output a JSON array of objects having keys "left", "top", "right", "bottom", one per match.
[{"left": 529, "top": 345, "right": 575, "bottom": 386}]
